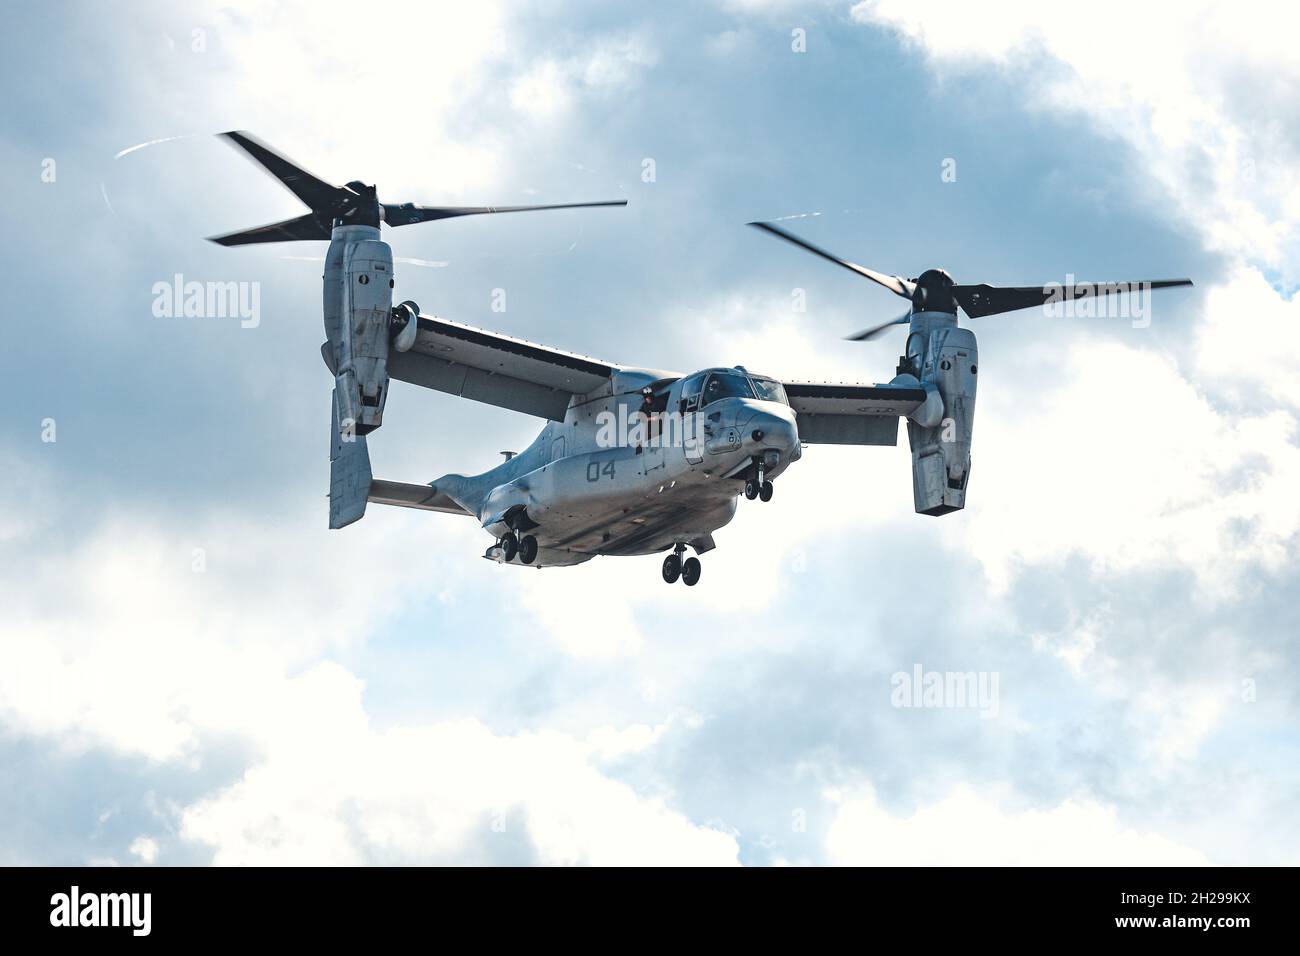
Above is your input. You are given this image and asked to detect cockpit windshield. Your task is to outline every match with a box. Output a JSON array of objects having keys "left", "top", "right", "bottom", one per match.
[
  {"left": 701, "top": 372, "right": 755, "bottom": 406},
  {"left": 750, "top": 377, "right": 789, "bottom": 406}
]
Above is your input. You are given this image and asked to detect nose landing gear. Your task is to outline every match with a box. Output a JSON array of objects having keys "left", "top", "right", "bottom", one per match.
[
  {"left": 744, "top": 456, "right": 775, "bottom": 502},
  {"left": 745, "top": 478, "right": 774, "bottom": 501},
  {"left": 662, "top": 544, "right": 702, "bottom": 586}
]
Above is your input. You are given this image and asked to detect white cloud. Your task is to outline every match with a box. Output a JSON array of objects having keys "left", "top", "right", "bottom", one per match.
[
  {"left": 826, "top": 785, "right": 1209, "bottom": 865},
  {"left": 1030, "top": 609, "right": 1240, "bottom": 767},
  {"left": 1196, "top": 264, "right": 1300, "bottom": 409},
  {"left": 964, "top": 332, "right": 1300, "bottom": 596},
  {"left": 850, "top": 0, "right": 1300, "bottom": 267},
  {"left": 668, "top": 291, "right": 893, "bottom": 384},
  {"left": 0, "top": 471, "right": 731, "bottom": 864},
  {"left": 128, "top": 835, "right": 159, "bottom": 864},
  {"left": 509, "top": 34, "right": 657, "bottom": 120},
  {"left": 510, "top": 560, "right": 647, "bottom": 658},
  {"left": 180, "top": 663, "right": 736, "bottom": 865},
  {"left": 200, "top": 2, "right": 515, "bottom": 202},
  {"left": 0, "top": 479, "right": 491, "bottom": 761},
  {"left": 578, "top": 35, "right": 659, "bottom": 90},
  {"left": 510, "top": 60, "right": 575, "bottom": 119}
]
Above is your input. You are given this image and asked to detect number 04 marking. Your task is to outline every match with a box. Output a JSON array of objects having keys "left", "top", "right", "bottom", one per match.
[{"left": 586, "top": 460, "right": 616, "bottom": 482}]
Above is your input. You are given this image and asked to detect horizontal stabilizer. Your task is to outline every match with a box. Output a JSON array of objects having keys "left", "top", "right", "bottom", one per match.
[{"left": 367, "top": 480, "right": 472, "bottom": 517}]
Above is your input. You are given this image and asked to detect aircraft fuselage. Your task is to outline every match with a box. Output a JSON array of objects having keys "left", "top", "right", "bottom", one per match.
[{"left": 435, "top": 371, "right": 801, "bottom": 567}]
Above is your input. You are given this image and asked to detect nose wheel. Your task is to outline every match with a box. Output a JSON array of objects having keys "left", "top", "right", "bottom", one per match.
[
  {"left": 662, "top": 546, "right": 702, "bottom": 586},
  {"left": 681, "top": 557, "right": 701, "bottom": 586},
  {"left": 745, "top": 456, "right": 775, "bottom": 502}
]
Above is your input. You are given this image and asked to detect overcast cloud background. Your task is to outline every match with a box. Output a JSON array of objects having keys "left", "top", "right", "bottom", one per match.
[{"left": 1, "top": 0, "right": 1298, "bottom": 865}]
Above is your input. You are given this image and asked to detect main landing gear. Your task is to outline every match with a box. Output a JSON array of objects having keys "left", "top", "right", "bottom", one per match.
[
  {"left": 662, "top": 544, "right": 701, "bottom": 586},
  {"left": 500, "top": 531, "right": 518, "bottom": 562},
  {"left": 499, "top": 531, "right": 539, "bottom": 564}
]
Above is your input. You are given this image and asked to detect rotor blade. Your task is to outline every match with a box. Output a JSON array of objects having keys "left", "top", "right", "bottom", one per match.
[
  {"left": 207, "top": 213, "right": 331, "bottom": 246},
  {"left": 383, "top": 199, "right": 627, "bottom": 226},
  {"left": 747, "top": 221, "right": 915, "bottom": 300},
  {"left": 954, "top": 279, "right": 1193, "bottom": 318},
  {"left": 844, "top": 309, "right": 912, "bottom": 342},
  {"left": 218, "top": 131, "right": 341, "bottom": 211}
]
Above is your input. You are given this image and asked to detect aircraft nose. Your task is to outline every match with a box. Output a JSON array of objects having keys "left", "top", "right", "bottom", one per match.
[{"left": 744, "top": 407, "right": 799, "bottom": 455}]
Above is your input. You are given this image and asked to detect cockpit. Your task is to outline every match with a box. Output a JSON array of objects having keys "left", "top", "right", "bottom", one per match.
[
  {"left": 677, "top": 368, "right": 789, "bottom": 413},
  {"left": 749, "top": 376, "right": 789, "bottom": 405}
]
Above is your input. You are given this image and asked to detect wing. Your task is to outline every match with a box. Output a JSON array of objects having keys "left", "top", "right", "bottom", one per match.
[
  {"left": 386, "top": 315, "right": 620, "bottom": 420},
  {"left": 782, "top": 382, "right": 927, "bottom": 445}
]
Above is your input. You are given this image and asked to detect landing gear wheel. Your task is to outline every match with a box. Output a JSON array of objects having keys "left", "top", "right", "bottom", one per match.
[
  {"left": 518, "top": 534, "right": 538, "bottom": 564},
  {"left": 501, "top": 532, "right": 518, "bottom": 562},
  {"left": 681, "top": 557, "right": 702, "bottom": 587},
  {"left": 744, "top": 479, "right": 759, "bottom": 500},
  {"left": 759, "top": 480, "right": 774, "bottom": 502},
  {"left": 662, "top": 554, "right": 682, "bottom": 583}
]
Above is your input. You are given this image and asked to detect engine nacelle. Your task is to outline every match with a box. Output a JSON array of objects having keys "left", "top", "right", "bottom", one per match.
[
  {"left": 323, "top": 224, "right": 394, "bottom": 435},
  {"left": 901, "top": 313, "right": 977, "bottom": 516}
]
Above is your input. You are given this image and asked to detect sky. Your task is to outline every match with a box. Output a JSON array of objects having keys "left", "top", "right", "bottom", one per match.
[{"left": 1, "top": 0, "right": 1298, "bottom": 865}]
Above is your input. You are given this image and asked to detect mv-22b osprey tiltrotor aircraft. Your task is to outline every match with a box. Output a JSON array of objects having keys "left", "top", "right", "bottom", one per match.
[{"left": 210, "top": 132, "right": 1192, "bottom": 586}]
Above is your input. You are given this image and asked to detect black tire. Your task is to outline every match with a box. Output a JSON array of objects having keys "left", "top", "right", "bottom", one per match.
[
  {"left": 501, "top": 532, "right": 518, "bottom": 562},
  {"left": 519, "top": 534, "right": 538, "bottom": 564},
  {"left": 662, "top": 554, "right": 682, "bottom": 583},
  {"left": 744, "top": 479, "right": 759, "bottom": 500},
  {"left": 681, "top": 557, "right": 702, "bottom": 587},
  {"left": 759, "top": 480, "right": 774, "bottom": 502}
]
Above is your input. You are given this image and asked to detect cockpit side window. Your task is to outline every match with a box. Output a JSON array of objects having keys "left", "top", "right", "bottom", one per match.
[
  {"left": 750, "top": 377, "right": 789, "bottom": 406},
  {"left": 701, "top": 372, "right": 755, "bottom": 407},
  {"left": 680, "top": 374, "right": 706, "bottom": 412}
]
